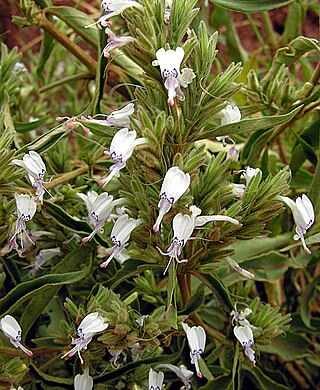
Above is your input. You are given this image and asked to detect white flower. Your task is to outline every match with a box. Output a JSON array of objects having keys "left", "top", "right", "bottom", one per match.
[
  {"left": 227, "top": 144, "right": 239, "bottom": 162},
  {"left": 12, "top": 151, "right": 48, "bottom": 203},
  {"left": 74, "top": 368, "right": 93, "bottom": 390},
  {"left": 7, "top": 194, "right": 37, "bottom": 253},
  {"left": 226, "top": 257, "right": 254, "bottom": 279},
  {"left": 182, "top": 323, "right": 206, "bottom": 378},
  {"left": 277, "top": 194, "right": 315, "bottom": 254},
  {"left": 103, "top": 28, "right": 135, "bottom": 58},
  {"left": 189, "top": 205, "right": 239, "bottom": 228},
  {"left": 230, "top": 303, "right": 256, "bottom": 365},
  {"left": 221, "top": 104, "right": 241, "bottom": 125},
  {"left": 156, "top": 364, "right": 193, "bottom": 390},
  {"left": 99, "top": 214, "right": 142, "bottom": 268},
  {"left": 148, "top": 368, "right": 164, "bottom": 390},
  {"left": 157, "top": 213, "right": 193, "bottom": 274},
  {"left": 27, "top": 247, "right": 61, "bottom": 275},
  {"left": 164, "top": 0, "right": 173, "bottom": 23},
  {"left": 158, "top": 206, "right": 239, "bottom": 274},
  {"left": 12, "top": 62, "right": 27, "bottom": 73},
  {"left": 216, "top": 104, "right": 241, "bottom": 146},
  {"left": 98, "top": 0, "right": 143, "bottom": 26},
  {"left": 153, "top": 47, "right": 195, "bottom": 106},
  {"left": 231, "top": 183, "right": 246, "bottom": 199},
  {"left": 61, "top": 312, "right": 108, "bottom": 365},
  {"left": 98, "top": 128, "right": 147, "bottom": 187},
  {"left": 81, "top": 103, "right": 135, "bottom": 128},
  {"left": 240, "top": 166, "right": 261, "bottom": 185},
  {"left": 230, "top": 302, "right": 253, "bottom": 327},
  {"left": 10, "top": 386, "right": 24, "bottom": 390},
  {"left": 136, "top": 315, "right": 149, "bottom": 327},
  {"left": 234, "top": 325, "right": 256, "bottom": 365},
  {"left": 0, "top": 315, "right": 33, "bottom": 356},
  {"left": 153, "top": 166, "right": 190, "bottom": 232},
  {"left": 78, "top": 191, "right": 126, "bottom": 242}
]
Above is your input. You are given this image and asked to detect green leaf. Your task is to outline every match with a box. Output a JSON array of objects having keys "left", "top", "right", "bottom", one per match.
[
  {"left": 262, "top": 36, "right": 319, "bottom": 87},
  {"left": 45, "top": 6, "right": 99, "bottom": 48},
  {"left": 31, "top": 364, "right": 73, "bottom": 387},
  {"left": 95, "top": 348, "right": 183, "bottom": 382},
  {"left": 309, "top": 158, "right": 320, "bottom": 215},
  {"left": 20, "top": 245, "right": 94, "bottom": 339},
  {"left": 37, "top": 31, "right": 55, "bottom": 81},
  {"left": 299, "top": 273, "right": 320, "bottom": 329},
  {"left": 179, "top": 284, "right": 205, "bottom": 315},
  {"left": 209, "top": 0, "right": 294, "bottom": 13},
  {"left": 192, "top": 105, "right": 303, "bottom": 141},
  {"left": 14, "top": 117, "right": 50, "bottom": 133},
  {"left": 221, "top": 251, "right": 291, "bottom": 285},
  {"left": 241, "top": 128, "right": 272, "bottom": 164},
  {"left": 199, "top": 374, "right": 233, "bottom": 390},
  {"left": 0, "top": 250, "right": 92, "bottom": 315},
  {"left": 195, "top": 272, "right": 233, "bottom": 311},
  {"left": 43, "top": 201, "right": 109, "bottom": 247},
  {"left": 18, "top": 126, "right": 68, "bottom": 155},
  {"left": 231, "top": 233, "right": 292, "bottom": 261},
  {"left": 77, "top": 119, "right": 114, "bottom": 139},
  {"left": 243, "top": 365, "right": 289, "bottom": 389},
  {"left": 259, "top": 331, "right": 311, "bottom": 361}
]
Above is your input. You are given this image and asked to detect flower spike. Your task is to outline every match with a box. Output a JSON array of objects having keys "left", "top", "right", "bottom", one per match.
[
  {"left": 156, "top": 364, "right": 193, "bottom": 390},
  {"left": 216, "top": 104, "right": 241, "bottom": 147},
  {"left": 103, "top": 28, "right": 135, "bottom": 58},
  {"left": 157, "top": 205, "right": 239, "bottom": 274}
]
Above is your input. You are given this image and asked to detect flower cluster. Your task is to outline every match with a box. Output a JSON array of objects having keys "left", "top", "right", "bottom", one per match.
[
  {"left": 93, "top": 1, "right": 141, "bottom": 57},
  {"left": 78, "top": 190, "right": 126, "bottom": 242}
]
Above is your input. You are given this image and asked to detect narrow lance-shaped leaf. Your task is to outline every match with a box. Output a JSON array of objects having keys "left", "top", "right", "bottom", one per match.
[{"left": 209, "top": 0, "right": 294, "bottom": 13}]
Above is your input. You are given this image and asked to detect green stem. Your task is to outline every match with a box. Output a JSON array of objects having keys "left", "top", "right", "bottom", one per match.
[
  {"left": 39, "top": 73, "right": 92, "bottom": 93},
  {"left": 262, "top": 12, "right": 277, "bottom": 48},
  {"left": 177, "top": 272, "right": 225, "bottom": 342},
  {"left": 246, "top": 14, "right": 270, "bottom": 61},
  {"left": 269, "top": 100, "right": 320, "bottom": 143},
  {"left": 46, "top": 165, "right": 88, "bottom": 189},
  {"left": 309, "top": 156, "right": 320, "bottom": 215}
]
